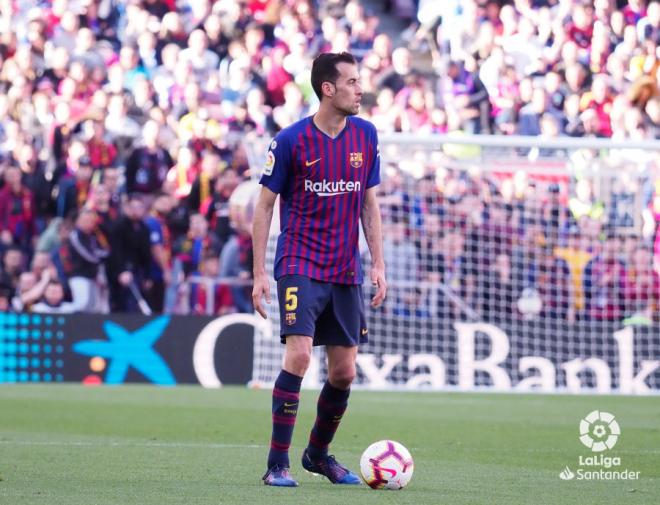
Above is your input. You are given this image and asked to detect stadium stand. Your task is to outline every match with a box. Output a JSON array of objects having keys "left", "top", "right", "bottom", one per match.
[{"left": 0, "top": 0, "right": 658, "bottom": 326}]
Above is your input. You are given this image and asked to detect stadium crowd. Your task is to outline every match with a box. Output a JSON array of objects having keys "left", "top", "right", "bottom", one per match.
[{"left": 0, "top": 0, "right": 658, "bottom": 322}]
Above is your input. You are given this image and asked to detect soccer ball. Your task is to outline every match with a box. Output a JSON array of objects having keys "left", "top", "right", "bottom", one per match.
[{"left": 359, "top": 440, "right": 414, "bottom": 490}]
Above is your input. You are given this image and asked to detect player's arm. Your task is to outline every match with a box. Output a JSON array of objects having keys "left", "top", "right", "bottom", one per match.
[
  {"left": 361, "top": 186, "right": 387, "bottom": 307},
  {"left": 252, "top": 186, "right": 278, "bottom": 318}
]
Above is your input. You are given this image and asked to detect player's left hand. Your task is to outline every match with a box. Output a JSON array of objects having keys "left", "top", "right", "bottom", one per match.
[{"left": 370, "top": 266, "right": 387, "bottom": 308}]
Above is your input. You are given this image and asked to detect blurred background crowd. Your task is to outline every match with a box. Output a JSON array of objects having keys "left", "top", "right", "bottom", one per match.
[{"left": 0, "top": 0, "right": 658, "bottom": 322}]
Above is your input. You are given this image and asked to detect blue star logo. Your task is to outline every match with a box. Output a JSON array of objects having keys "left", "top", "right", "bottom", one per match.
[{"left": 73, "top": 316, "right": 176, "bottom": 385}]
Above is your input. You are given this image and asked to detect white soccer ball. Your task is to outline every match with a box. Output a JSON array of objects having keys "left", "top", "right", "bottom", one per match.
[{"left": 360, "top": 440, "right": 414, "bottom": 490}]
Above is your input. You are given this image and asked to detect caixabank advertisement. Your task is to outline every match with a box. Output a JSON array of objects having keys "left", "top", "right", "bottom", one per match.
[
  {"left": 1, "top": 312, "right": 659, "bottom": 393},
  {"left": 0, "top": 312, "right": 258, "bottom": 386}
]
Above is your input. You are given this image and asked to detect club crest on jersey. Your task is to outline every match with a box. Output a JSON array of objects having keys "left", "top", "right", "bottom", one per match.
[
  {"left": 285, "top": 312, "right": 296, "bottom": 325},
  {"left": 349, "top": 152, "right": 363, "bottom": 168}
]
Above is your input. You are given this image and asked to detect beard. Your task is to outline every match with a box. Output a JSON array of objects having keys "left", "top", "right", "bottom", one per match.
[{"left": 335, "top": 102, "right": 360, "bottom": 116}]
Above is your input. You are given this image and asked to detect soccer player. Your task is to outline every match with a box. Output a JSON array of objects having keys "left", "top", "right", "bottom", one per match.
[{"left": 252, "top": 52, "right": 387, "bottom": 487}]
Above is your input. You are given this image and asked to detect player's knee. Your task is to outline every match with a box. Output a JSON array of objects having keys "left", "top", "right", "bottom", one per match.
[
  {"left": 329, "top": 366, "right": 356, "bottom": 389},
  {"left": 285, "top": 348, "right": 311, "bottom": 376}
]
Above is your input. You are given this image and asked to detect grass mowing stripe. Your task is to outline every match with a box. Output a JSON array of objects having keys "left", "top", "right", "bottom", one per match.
[
  {"left": 0, "top": 440, "right": 264, "bottom": 449},
  {"left": 0, "top": 385, "right": 658, "bottom": 505}
]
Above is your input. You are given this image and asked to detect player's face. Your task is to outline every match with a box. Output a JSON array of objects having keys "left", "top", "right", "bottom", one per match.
[{"left": 329, "top": 62, "right": 362, "bottom": 116}]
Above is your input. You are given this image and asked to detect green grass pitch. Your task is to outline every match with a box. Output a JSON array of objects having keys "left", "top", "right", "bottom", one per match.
[{"left": 0, "top": 385, "right": 658, "bottom": 505}]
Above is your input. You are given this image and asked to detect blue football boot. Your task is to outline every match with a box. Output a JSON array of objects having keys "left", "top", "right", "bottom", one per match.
[{"left": 301, "top": 449, "right": 361, "bottom": 485}]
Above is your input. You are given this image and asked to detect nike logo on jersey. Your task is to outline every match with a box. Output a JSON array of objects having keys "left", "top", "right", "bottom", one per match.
[{"left": 305, "top": 158, "right": 322, "bottom": 167}]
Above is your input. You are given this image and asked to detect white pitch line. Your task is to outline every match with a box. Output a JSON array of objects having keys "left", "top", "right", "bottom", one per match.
[
  {"left": 0, "top": 439, "right": 264, "bottom": 449},
  {"left": 3, "top": 439, "right": 658, "bottom": 455}
]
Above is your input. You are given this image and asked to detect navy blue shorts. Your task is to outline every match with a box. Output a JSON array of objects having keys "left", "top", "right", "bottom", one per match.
[{"left": 277, "top": 274, "right": 368, "bottom": 347}]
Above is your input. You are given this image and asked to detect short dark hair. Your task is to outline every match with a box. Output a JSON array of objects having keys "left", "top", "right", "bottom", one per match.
[{"left": 311, "top": 52, "right": 357, "bottom": 100}]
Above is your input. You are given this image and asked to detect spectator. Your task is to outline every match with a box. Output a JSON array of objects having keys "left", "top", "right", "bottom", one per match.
[
  {"left": 32, "top": 280, "right": 76, "bottom": 314},
  {"left": 107, "top": 195, "right": 152, "bottom": 312},
  {"left": 137, "top": 31, "right": 160, "bottom": 76},
  {"left": 569, "top": 179, "right": 606, "bottom": 224},
  {"left": 0, "top": 285, "right": 11, "bottom": 312},
  {"left": 174, "top": 213, "right": 222, "bottom": 307},
  {"left": 203, "top": 14, "right": 230, "bottom": 62},
  {"left": 61, "top": 208, "right": 110, "bottom": 312},
  {"left": 144, "top": 192, "right": 175, "bottom": 312},
  {"left": 0, "top": 165, "right": 36, "bottom": 252},
  {"left": 517, "top": 246, "right": 573, "bottom": 320},
  {"left": 443, "top": 58, "right": 491, "bottom": 134},
  {"left": 85, "top": 119, "right": 117, "bottom": 170},
  {"left": 488, "top": 61, "right": 519, "bottom": 135},
  {"left": 1, "top": 0, "right": 659, "bottom": 320},
  {"left": 0, "top": 246, "right": 24, "bottom": 296},
  {"left": 436, "top": 228, "right": 471, "bottom": 319},
  {"left": 30, "top": 251, "right": 55, "bottom": 279},
  {"left": 56, "top": 155, "right": 93, "bottom": 218},
  {"left": 624, "top": 244, "right": 660, "bottom": 321},
  {"left": 542, "top": 184, "right": 570, "bottom": 246},
  {"left": 202, "top": 167, "right": 240, "bottom": 252},
  {"left": 218, "top": 228, "right": 253, "bottom": 314},
  {"left": 190, "top": 252, "right": 234, "bottom": 315},
  {"left": 584, "top": 232, "right": 629, "bottom": 321},
  {"left": 174, "top": 213, "right": 221, "bottom": 278},
  {"left": 100, "top": 170, "right": 123, "bottom": 213},
  {"left": 484, "top": 251, "right": 516, "bottom": 323},
  {"left": 11, "top": 266, "right": 55, "bottom": 312},
  {"left": 566, "top": 1, "right": 595, "bottom": 51},
  {"left": 179, "top": 29, "right": 220, "bottom": 81},
  {"left": 105, "top": 93, "right": 141, "bottom": 160},
  {"left": 579, "top": 74, "right": 614, "bottom": 137},
  {"left": 382, "top": 214, "right": 420, "bottom": 313},
  {"left": 186, "top": 150, "right": 220, "bottom": 211},
  {"left": 637, "top": 1, "right": 660, "bottom": 45},
  {"left": 168, "top": 145, "right": 200, "bottom": 200},
  {"left": 125, "top": 120, "right": 173, "bottom": 197},
  {"left": 218, "top": 182, "right": 254, "bottom": 314},
  {"left": 377, "top": 46, "right": 413, "bottom": 95},
  {"left": 14, "top": 142, "right": 54, "bottom": 225}
]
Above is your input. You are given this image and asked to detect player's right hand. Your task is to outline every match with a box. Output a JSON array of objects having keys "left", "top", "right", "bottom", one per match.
[{"left": 252, "top": 273, "right": 271, "bottom": 319}]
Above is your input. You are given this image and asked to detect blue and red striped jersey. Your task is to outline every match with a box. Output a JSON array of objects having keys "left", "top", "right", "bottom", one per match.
[{"left": 259, "top": 115, "right": 380, "bottom": 285}]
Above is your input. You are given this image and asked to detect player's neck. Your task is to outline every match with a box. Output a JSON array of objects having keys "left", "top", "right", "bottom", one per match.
[{"left": 312, "top": 108, "right": 347, "bottom": 139}]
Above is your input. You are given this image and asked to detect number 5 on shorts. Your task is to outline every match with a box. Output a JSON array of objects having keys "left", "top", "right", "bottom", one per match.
[{"left": 285, "top": 287, "right": 298, "bottom": 311}]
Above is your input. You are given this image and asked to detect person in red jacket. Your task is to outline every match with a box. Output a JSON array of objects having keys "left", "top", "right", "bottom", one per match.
[
  {"left": 0, "top": 165, "right": 36, "bottom": 253},
  {"left": 86, "top": 119, "right": 117, "bottom": 170}
]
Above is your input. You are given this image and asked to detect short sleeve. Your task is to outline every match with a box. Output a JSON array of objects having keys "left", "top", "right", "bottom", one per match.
[
  {"left": 259, "top": 133, "right": 291, "bottom": 195},
  {"left": 366, "top": 125, "right": 381, "bottom": 189},
  {"left": 146, "top": 218, "right": 163, "bottom": 246}
]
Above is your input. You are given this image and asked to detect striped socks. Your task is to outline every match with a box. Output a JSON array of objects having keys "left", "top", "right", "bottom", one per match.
[
  {"left": 306, "top": 381, "right": 350, "bottom": 459},
  {"left": 267, "top": 370, "right": 302, "bottom": 468}
]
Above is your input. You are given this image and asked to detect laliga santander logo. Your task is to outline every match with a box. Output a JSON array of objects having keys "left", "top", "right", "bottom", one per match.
[
  {"left": 559, "top": 410, "right": 640, "bottom": 481},
  {"left": 579, "top": 410, "right": 620, "bottom": 452}
]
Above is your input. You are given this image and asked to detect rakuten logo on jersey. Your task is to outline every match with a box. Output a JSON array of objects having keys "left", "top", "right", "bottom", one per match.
[{"left": 304, "top": 179, "right": 361, "bottom": 196}]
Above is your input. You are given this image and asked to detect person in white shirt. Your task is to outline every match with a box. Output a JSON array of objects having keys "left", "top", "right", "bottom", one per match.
[{"left": 32, "top": 280, "right": 76, "bottom": 314}]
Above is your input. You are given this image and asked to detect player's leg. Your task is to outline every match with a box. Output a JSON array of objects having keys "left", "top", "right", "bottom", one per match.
[
  {"left": 263, "top": 335, "right": 312, "bottom": 487},
  {"left": 302, "top": 345, "right": 361, "bottom": 484},
  {"left": 308, "top": 345, "right": 356, "bottom": 456},
  {"left": 264, "top": 275, "right": 326, "bottom": 487},
  {"left": 301, "top": 283, "right": 365, "bottom": 484}
]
